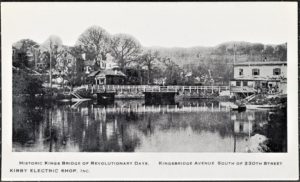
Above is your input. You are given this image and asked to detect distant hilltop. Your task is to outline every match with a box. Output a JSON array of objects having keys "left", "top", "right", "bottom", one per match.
[{"left": 146, "top": 41, "right": 287, "bottom": 66}]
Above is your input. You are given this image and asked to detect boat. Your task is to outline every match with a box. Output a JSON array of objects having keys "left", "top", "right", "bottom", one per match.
[
  {"left": 245, "top": 104, "right": 279, "bottom": 110},
  {"left": 71, "top": 98, "right": 91, "bottom": 102},
  {"left": 231, "top": 104, "right": 246, "bottom": 112},
  {"left": 59, "top": 99, "right": 71, "bottom": 102}
]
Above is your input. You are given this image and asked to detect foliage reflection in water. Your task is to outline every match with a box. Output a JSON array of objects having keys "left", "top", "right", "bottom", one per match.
[{"left": 13, "top": 99, "right": 287, "bottom": 152}]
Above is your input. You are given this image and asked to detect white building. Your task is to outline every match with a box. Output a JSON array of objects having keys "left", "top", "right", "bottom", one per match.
[
  {"left": 98, "top": 54, "right": 119, "bottom": 70},
  {"left": 83, "top": 53, "right": 120, "bottom": 74},
  {"left": 230, "top": 61, "right": 287, "bottom": 94}
]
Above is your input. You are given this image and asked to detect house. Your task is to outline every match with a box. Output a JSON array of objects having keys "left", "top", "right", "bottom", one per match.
[
  {"left": 88, "top": 69, "right": 126, "bottom": 85},
  {"left": 36, "top": 52, "right": 48, "bottom": 69},
  {"left": 82, "top": 53, "right": 120, "bottom": 75},
  {"left": 56, "top": 50, "right": 77, "bottom": 72},
  {"left": 230, "top": 61, "right": 287, "bottom": 95},
  {"left": 86, "top": 54, "right": 126, "bottom": 85},
  {"left": 105, "top": 54, "right": 119, "bottom": 70}
]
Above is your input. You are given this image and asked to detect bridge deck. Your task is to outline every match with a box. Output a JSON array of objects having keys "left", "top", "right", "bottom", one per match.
[{"left": 77, "top": 85, "right": 230, "bottom": 94}]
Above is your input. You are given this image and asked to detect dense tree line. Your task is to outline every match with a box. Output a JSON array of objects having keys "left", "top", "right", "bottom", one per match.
[{"left": 12, "top": 25, "right": 287, "bottom": 93}]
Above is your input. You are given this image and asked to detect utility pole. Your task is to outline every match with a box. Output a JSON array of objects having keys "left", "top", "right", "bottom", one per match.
[
  {"left": 229, "top": 44, "right": 237, "bottom": 86},
  {"left": 233, "top": 44, "right": 236, "bottom": 65},
  {"left": 49, "top": 48, "right": 52, "bottom": 89},
  {"left": 49, "top": 41, "right": 53, "bottom": 90}
]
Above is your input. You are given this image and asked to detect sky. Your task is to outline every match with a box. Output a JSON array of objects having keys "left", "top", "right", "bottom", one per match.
[{"left": 1, "top": 2, "right": 296, "bottom": 47}]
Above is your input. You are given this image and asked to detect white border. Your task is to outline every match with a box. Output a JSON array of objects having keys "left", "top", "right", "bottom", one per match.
[{"left": 1, "top": 2, "right": 298, "bottom": 181}]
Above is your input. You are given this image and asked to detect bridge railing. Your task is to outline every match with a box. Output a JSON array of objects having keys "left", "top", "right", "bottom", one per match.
[{"left": 85, "top": 85, "right": 229, "bottom": 94}]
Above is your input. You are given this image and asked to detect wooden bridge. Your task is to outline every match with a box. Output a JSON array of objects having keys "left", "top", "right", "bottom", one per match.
[
  {"left": 72, "top": 85, "right": 230, "bottom": 103},
  {"left": 83, "top": 85, "right": 230, "bottom": 94}
]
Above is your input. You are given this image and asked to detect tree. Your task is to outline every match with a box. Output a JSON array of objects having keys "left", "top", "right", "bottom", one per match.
[
  {"left": 41, "top": 35, "right": 64, "bottom": 88},
  {"left": 110, "top": 33, "right": 142, "bottom": 70},
  {"left": 13, "top": 39, "right": 38, "bottom": 51},
  {"left": 13, "top": 39, "right": 39, "bottom": 68},
  {"left": 42, "top": 35, "right": 63, "bottom": 51},
  {"left": 138, "top": 50, "right": 159, "bottom": 84},
  {"left": 237, "top": 44, "right": 251, "bottom": 55},
  {"left": 263, "top": 45, "right": 274, "bottom": 56},
  {"left": 252, "top": 43, "right": 264, "bottom": 54},
  {"left": 160, "top": 57, "right": 183, "bottom": 85},
  {"left": 274, "top": 44, "right": 287, "bottom": 61},
  {"left": 41, "top": 35, "right": 64, "bottom": 67},
  {"left": 76, "top": 25, "right": 111, "bottom": 61},
  {"left": 216, "top": 44, "right": 227, "bottom": 55},
  {"left": 13, "top": 70, "right": 43, "bottom": 96},
  {"left": 70, "top": 46, "right": 85, "bottom": 72}
]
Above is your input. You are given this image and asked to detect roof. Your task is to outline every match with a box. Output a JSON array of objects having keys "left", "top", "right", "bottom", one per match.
[
  {"left": 88, "top": 70, "right": 101, "bottom": 77},
  {"left": 233, "top": 75, "right": 286, "bottom": 81},
  {"left": 88, "top": 69, "right": 126, "bottom": 77},
  {"left": 84, "top": 60, "right": 95, "bottom": 66},
  {"left": 234, "top": 61, "right": 287, "bottom": 67}
]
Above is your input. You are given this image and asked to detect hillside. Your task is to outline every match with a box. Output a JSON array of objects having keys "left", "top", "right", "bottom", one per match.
[{"left": 146, "top": 41, "right": 287, "bottom": 67}]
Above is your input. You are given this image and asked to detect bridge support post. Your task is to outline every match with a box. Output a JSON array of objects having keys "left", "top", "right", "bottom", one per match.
[{"left": 143, "top": 91, "right": 176, "bottom": 105}]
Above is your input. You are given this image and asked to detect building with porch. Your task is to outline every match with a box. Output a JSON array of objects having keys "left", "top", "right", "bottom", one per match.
[
  {"left": 88, "top": 69, "right": 126, "bottom": 85},
  {"left": 230, "top": 61, "right": 287, "bottom": 95},
  {"left": 86, "top": 54, "right": 126, "bottom": 85}
]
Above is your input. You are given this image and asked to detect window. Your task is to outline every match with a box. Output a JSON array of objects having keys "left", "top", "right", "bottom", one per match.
[
  {"left": 252, "top": 69, "right": 260, "bottom": 76},
  {"left": 239, "top": 123, "right": 243, "bottom": 132},
  {"left": 239, "top": 69, "right": 243, "bottom": 76},
  {"left": 100, "top": 78, "right": 105, "bottom": 84},
  {"left": 236, "top": 81, "right": 241, "bottom": 86},
  {"left": 262, "top": 82, "right": 267, "bottom": 88},
  {"left": 243, "top": 81, "right": 248, "bottom": 86},
  {"left": 273, "top": 68, "right": 281, "bottom": 75}
]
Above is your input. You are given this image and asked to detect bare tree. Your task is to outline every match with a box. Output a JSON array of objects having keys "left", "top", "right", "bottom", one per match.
[
  {"left": 76, "top": 25, "right": 111, "bottom": 61},
  {"left": 110, "top": 33, "right": 142, "bottom": 70},
  {"left": 41, "top": 35, "right": 67, "bottom": 66},
  {"left": 160, "top": 57, "right": 183, "bottom": 85},
  {"left": 42, "top": 35, "right": 64, "bottom": 88},
  {"left": 138, "top": 50, "right": 159, "bottom": 84}
]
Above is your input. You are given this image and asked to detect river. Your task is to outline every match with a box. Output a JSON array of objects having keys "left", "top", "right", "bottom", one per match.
[{"left": 13, "top": 99, "right": 287, "bottom": 152}]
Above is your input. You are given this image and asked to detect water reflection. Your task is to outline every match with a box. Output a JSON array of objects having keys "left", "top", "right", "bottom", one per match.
[{"left": 13, "top": 99, "right": 287, "bottom": 152}]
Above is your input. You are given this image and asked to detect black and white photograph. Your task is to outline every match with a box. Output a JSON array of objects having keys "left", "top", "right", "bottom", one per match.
[{"left": 1, "top": 2, "right": 298, "bottom": 181}]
